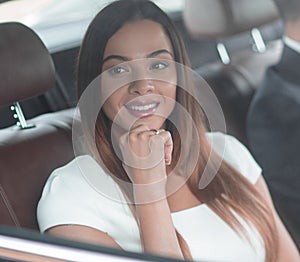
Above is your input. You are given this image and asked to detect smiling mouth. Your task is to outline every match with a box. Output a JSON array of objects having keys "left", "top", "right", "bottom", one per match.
[{"left": 125, "top": 102, "right": 159, "bottom": 118}]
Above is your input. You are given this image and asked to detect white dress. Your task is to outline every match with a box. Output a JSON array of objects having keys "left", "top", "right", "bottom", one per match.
[{"left": 37, "top": 132, "right": 265, "bottom": 261}]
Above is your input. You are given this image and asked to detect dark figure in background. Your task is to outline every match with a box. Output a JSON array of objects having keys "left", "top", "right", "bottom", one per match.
[{"left": 247, "top": 0, "right": 300, "bottom": 248}]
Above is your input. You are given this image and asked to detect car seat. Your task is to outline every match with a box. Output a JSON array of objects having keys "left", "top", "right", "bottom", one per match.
[
  {"left": 183, "top": 0, "right": 283, "bottom": 146},
  {"left": 0, "top": 22, "right": 74, "bottom": 230}
]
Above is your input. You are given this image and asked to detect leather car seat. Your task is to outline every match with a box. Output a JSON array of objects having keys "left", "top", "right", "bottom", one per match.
[
  {"left": 183, "top": 0, "right": 283, "bottom": 145},
  {"left": 0, "top": 22, "right": 74, "bottom": 230}
]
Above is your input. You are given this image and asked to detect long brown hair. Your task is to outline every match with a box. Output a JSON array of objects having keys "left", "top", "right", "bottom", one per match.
[{"left": 77, "top": 1, "right": 278, "bottom": 261}]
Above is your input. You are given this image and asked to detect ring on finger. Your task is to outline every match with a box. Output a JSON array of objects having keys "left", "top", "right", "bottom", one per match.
[{"left": 150, "top": 129, "right": 160, "bottom": 135}]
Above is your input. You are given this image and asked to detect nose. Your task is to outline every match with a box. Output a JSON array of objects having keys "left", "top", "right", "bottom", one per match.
[{"left": 128, "top": 79, "right": 155, "bottom": 95}]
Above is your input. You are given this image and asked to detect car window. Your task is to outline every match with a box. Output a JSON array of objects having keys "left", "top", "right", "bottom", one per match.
[{"left": 0, "top": 0, "right": 184, "bottom": 26}]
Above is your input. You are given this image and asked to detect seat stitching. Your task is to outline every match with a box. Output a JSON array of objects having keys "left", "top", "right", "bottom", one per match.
[{"left": 0, "top": 184, "right": 21, "bottom": 227}]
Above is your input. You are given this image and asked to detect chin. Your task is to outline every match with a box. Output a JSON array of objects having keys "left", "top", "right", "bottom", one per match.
[{"left": 132, "top": 116, "right": 166, "bottom": 130}]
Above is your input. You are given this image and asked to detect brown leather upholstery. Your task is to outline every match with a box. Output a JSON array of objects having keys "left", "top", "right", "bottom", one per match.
[
  {"left": 0, "top": 22, "right": 75, "bottom": 230},
  {"left": 0, "top": 109, "right": 74, "bottom": 230},
  {"left": 0, "top": 22, "right": 55, "bottom": 105}
]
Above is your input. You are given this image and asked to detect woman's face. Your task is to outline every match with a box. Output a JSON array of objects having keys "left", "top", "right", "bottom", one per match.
[{"left": 101, "top": 19, "right": 177, "bottom": 132}]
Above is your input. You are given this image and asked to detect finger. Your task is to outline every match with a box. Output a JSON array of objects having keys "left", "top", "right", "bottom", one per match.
[
  {"left": 161, "top": 131, "right": 173, "bottom": 165},
  {"left": 123, "top": 126, "right": 160, "bottom": 160},
  {"left": 129, "top": 124, "right": 151, "bottom": 134},
  {"left": 151, "top": 130, "right": 173, "bottom": 165},
  {"left": 126, "top": 125, "right": 152, "bottom": 145},
  {"left": 129, "top": 125, "right": 161, "bottom": 139},
  {"left": 131, "top": 127, "right": 163, "bottom": 140},
  {"left": 119, "top": 132, "right": 128, "bottom": 147}
]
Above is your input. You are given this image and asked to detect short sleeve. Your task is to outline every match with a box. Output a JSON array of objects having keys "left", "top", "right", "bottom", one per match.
[
  {"left": 206, "top": 132, "right": 262, "bottom": 184},
  {"left": 37, "top": 155, "right": 131, "bottom": 234},
  {"left": 37, "top": 155, "right": 142, "bottom": 252}
]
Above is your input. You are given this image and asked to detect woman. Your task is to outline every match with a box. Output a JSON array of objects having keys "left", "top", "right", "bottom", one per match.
[{"left": 37, "top": 1, "right": 299, "bottom": 261}]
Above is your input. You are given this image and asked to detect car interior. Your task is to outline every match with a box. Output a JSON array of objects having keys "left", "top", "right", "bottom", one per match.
[
  {"left": 0, "top": 22, "right": 75, "bottom": 230},
  {"left": 184, "top": 0, "right": 282, "bottom": 145},
  {"left": 0, "top": 0, "right": 298, "bottom": 260}
]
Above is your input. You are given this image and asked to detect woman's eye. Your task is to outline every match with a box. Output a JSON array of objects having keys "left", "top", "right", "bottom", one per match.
[
  {"left": 108, "top": 66, "right": 128, "bottom": 75},
  {"left": 150, "top": 61, "right": 169, "bottom": 71}
]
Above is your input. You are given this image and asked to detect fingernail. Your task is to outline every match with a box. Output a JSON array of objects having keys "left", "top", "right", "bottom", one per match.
[{"left": 165, "top": 158, "right": 171, "bottom": 165}]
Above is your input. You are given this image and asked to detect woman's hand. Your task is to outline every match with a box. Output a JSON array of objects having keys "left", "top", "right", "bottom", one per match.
[
  {"left": 119, "top": 125, "right": 183, "bottom": 259},
  {"left": 119, "top": 124, "right": 173, "bottom": 185}
]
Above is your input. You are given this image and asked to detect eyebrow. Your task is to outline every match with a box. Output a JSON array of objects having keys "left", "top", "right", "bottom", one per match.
[
  {"left": 147, "top": 49, "right": 173, "bottom": 58},
  {"left": 102, "top": 49, "right": 173, "bottom": 64},
  {"left": 103, "top": 55, "right": 129, "bottom": 63}
]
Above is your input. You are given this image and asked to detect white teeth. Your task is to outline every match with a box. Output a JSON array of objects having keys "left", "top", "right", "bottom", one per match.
[{"left": 128, "top": 103, "right": 157, "bottom": 111}]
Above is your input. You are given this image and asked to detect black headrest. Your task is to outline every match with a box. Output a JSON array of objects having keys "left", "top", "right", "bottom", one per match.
[{"left": 0, "top": 22, "right": 55, "bottom": 105}]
